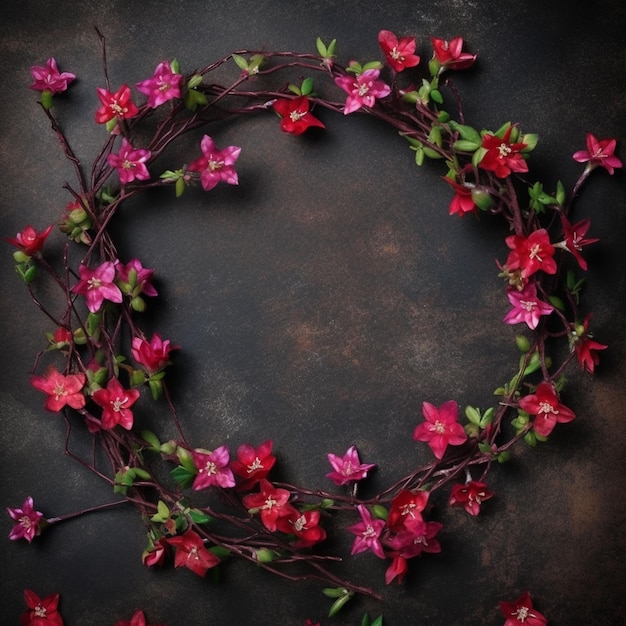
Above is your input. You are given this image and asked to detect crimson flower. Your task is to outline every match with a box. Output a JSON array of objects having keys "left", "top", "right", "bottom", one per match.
[
  {"left": 131, "top": 333, "right": 177, "bottom": 374},
  {"left": 20, "top": 589, "right": 64, "bottom": 626},
  {"left": 191, "top": 445, "right": 236, "bottom": 490},
  {"left": 91, "top": 377, "right": 140, "bottom": 430},
  {"left": 7, "top": 497, "right": 44, "bottom": 543},
  {"left": 135, "top": 60, "right": 183, "bottom": 108},
  {"left": 326, "top": 445, "right": 376, "bottom": 486},
  {"left": 142, "top": 537, "right": 168, "bottom": 568},
  {"left": 384, "top": 519, "right": 442, "bottom": 558},
  {"left": 503, "top": 283, "right": 554, "bottom": 330},
  {"left": 275, "top": 508, "right": 326, "bottom": 547},
  {"left": 449, "top": 480, "right": 494, "bottom": 516},
  {"left": 242, "top": 479, "right": 293, "bottom": 531},
  {"left": 113, "top": 609, "right": 166, "bottom": 626},
  {"left": 385, "top": 555, "right": 409, "bottom": 585},
  {"left": 187, "top": 134, "right": 241, "bottom": 191},
  {"left": 95, "top": 84, "right": 139, "bottom": 124},
  {"left": 272, "top": 96, "right": 325, "bottom": 135},
  {"left": 479, "top": 126, "right": 528, "bottom": 178},
  {"left": 6, "top": 225, "right": 54, "bottom": 256},
  {"left": 230, "top": 440, "right": 276, "bottom": 491},
  {"left": 71, "top": 261, "right": 123, "bottom": 312},
  {"left": 107, "top": 138, "right": 151, "bottom": 184},
  {"left": 378, "top": 30, "right": 420, "bottom": 72},
  {"left": 504, "top": 229, "right": 557, "bottom": 280},
  {"left": 518, "top": 381, "right": 575, "bottom": 437},
  {"left": 557, "top": 215, "right": 598, "bottom": 271},
  {"left": 413, "top": 400, "right": 467, "bottom": 460},
  {"left": 166, "top": 529, "right": 220, "bottom": 577},
  {"left": 499, "top": 591, "right": 547, "bottom": 626},
  {"left": 571, "top": 314, "right": 607, "bottom": 374},
  {"left": 348, "top": 504, "right": 386, "bottom": 559},
  {"left": 386, "top": 488, "right": 429, "bottom": 531},
  {"left": 443, "top": 177, "right": 477, "bottom": 216},
  {"left": 30, "top": 58, "right": 75, "bottom": 94},
  {"left": 115, "top": 258, "right": 158, "bottom": 297},
  {"left": 30, "top": 367, "right": 86, "bottom": 412},
  {"left": 334, "top": 68, "right": 391, "bottom": 114},
  {"left": 431, "top": 36, "right": 476, "bottom": 71},
  {"left": 573, "top": 132, "right": 622, "bottom": 175}
]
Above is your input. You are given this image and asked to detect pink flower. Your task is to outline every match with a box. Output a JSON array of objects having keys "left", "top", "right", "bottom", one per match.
[
  {"left": 449, "top": 480, "right": 494, "bottom": 516},
  {"left": 386, "top": 488, "right": 429, "bottom": 531},
  {"left": 21, "top": 590, "right": 64, "bottom": 626},
  {"left": 30, "top": 367, "right": 86, "bottom": 412},
  {"left": 191, "top": 445, "right": 236, "bottom": 490},
  {"left": 275, "top": 508, "right": 327, "bottom": 547},
  {"left": 135, "top": 60, "right": 183, "bottom": 108},
  {"left": 30, "top": 58, "right": 75, "bottom": 94},
  {"left": 230, "top": 440, "right": 276, "bottom": 491},
  {"left": 479, "top": 126, "right": 528, "bottom": 178},
  {"left": 6, "top": 225, "right": 54, "bottom": 256},
  {"left": 95, "top": 84, "right": 139, "bottom": 124},
  {"left": 115, "top": 258, "right": 158, "bottom": 297},
  {"left": 166, "top": 529, "right": 220, "bottom": 577},
  {"left": 499, "top": 591, "right": 547, "bottom": 626},
  {"left": 348, "top": 504, "right": 386, "bottom": 559},
  {"left": 518, "top": 380, "right": 575, "bottom": 437},
  {"left": 571, "top": 314, "right": 607, "bottom": 374},
  {"left": 573, "top": 133, "right": 622, "bottom": 175},
  {"left": 557, "top": 215, "right": 598, "bottom": 271},
  {"left": 503, "top": 283, "right": 554, "bottom": 330},
  {"left": 413, "top": 400, "right": 467, "bottom": 460},
  {"left": 431, "top": 37, "right": 476, "bottom": 71},
  {"left": 113, "top": 609, "right": 166, "bottom": 626},
  {"left": 504, "top": 229, "right": 557, "bottom": 280},
  {"left": 187, "top": 135, "right": 241, "bottom": 191},
  {"left": 326, "top": 445, "right": 376, "bottom": 486},
  {"left": 7, "top": 497, "right": 44, "bottom": 543},
  {"left": 378, "top": 30, "right": 420, "bottom": 72},
  {"left": 383, "top": 519, "right": 442, "bottom": 558},
  {"left": 71, "top": 261, "right": 123, "bottom": 313},
  {"left": 334, "top": 68, "right": 391, "bottom": 114},
  {"left": 131, "top": 333, "right": 177, "bottom": 374},
  {"left": 91, "top": 377, "right": 140, "bottom": 430},
  {"left": 107, "top": 138, "right": 151, "bottom": 184},
  {"left": 242, "top": 479, "right": 293, "bottom": 532},
  {"left": 272, "top": 96, "right": 325, "bottom": 135}
]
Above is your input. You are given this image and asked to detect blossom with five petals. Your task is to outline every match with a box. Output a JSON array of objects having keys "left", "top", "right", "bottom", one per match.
[
  {"left": 378, "top": 30, "right": 420, "bottom": 72},
  {"left": 347, "top": 504, "right": 386, "bottom": 559},
  {"left": 518, "top": 380, "right": 575, "bottom": 437},
  {"left": 91, "top": 377, "right": 141, "bottom": 430},
  {"left": 242, "top": 479, "right": 293, "bottom": 531},
  {"left": 383, "top": 518, "right": 442, "bottom": 558},
  {"left": 413, "top": 400, "right": 467, "bottom": 460},
  {"left": 30, "top": 58, "right": 75, "bottom": 94},
  {"left": 573, "top": 132, "right": 622, "bottom": 175},
  {"left": 272, "top": 96, "right": 325, "bottom": 135},
  {"left": 479, "top": 126, "right": 528, "bottom": 178},
  {"left": 95, "top": 84, "right": 139, "bottom": 124},
  {"left": 230, "top": 440, "right": 276, "bottom": 491},
  {"left": 113, "top": 609, "right": 166, "bottom": 626},
  {"left": 6, "top": 225, "right": 54, "bottom": 257},
  {"left": 386, "top": 488, "right": 429, "bottom": 531},
  {"left": 71, "top": 261, "right": 123, "bottom": 313},
  {"left": 326, "top": 445, "right": 376, "bottom": 486},
  {"left": 443, "top": 177, "right": 477, "bottom": 216},
  {"left": 499, "top": 591, "right": 547, "bottom": 626},
  {"left": 166, "top": 529, "right": 220, "bottom": 577},
  {"left": 431, "top": 37, "right": 476, "bottom": 71},
  {"left": 275, "top": 508, "right": 327, "bottom": 547},
  {"left": 504, "top": 229, "right": 557, "bottom": 281},
  {"left": 7, "top": 497, "right": 44, "bottom": 543},
  {"left": 131, "top": 333, "right": 177, "bottom": 374},
  {"left": 107, "top": 138, "right": 152, "bottom": 184},
  {"left": 114, "top": 258, "right": 158, "bottom": 298},
  {"left": 135, "top": 60, "right": 183, "bottom": 108},
  {"left": 334, "top": 69, "right": 391, "bottom": 114},
  {"left": 556, "top": 215, "right": 598, "bottom": 271},
  {"left": 187, "top": 135, "right": 241, "bottom": 191},
  {"left": 503, "top": 283, "right": 554, "bottom": 330},
  {"left": 191, "top": 445, "right": 236, "bottom": 490},
  {"left": 449, "top": 480, "right": 494, "bottom": 516},
  {"left": 30, "top": 367, "right": 86, "bottom": 412},
  {"left": 571, "top": 314, "right": 607, "bottom": 374},
  {"left": 141, "top": 537, "right": 168, "bottom": 568},
  {"left": 21, "top": 589, "right": 64, "bottom": 626}
]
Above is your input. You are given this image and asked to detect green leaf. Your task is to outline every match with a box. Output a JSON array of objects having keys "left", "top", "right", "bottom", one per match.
[
  {"left": 549, "top": 295, "right": 565, "bottom": 311},
  {"left": 316, "top": 37, "right": 327, "bottom": 56},
  {"left": 450, "top": 121, "right": 481, "bottom": 144},
  {"left": 453, "top": 139, "right": 481, "bottom": 152},
  {"left": 328, "top": 592, "right": 353, "bottom": 617},
  {"left": 465, "top": 405, "right": 481, "bottom": 426},
  {"left": 170, "top": 465, "right": 195, "bottom": 489},
  {"left": 323, "top": 587, "right": 348, "bottom": 599},
  {"left": 430, "top": 88, "right": 443, "bottom": 104},
  {"left": 188, "top": 509, "right": 214, "bottom": 525},
  {"left": 422, "top": 146, "right": 444, "bottom": 159},
  {"left": 232, "top": 54, "right": 249, "bottom": 71},
  {"left": 300, "top": 77, "right": 314, "bottom": 96}
]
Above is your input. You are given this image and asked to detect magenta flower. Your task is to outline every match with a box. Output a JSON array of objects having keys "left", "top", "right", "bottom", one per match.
[
  {"left": 504, "top": 229, "right": 557, "bottom": 281},
  {"left": 242, "top": 479, "right": 293, "bottom": 532},
  {"left": 479, "top": 126, "right": 528, "bottom": 178},
  {"left": 21, "top": 589, "right": 64, "bottom": 626},
  {"left": 95, "top": 84, "right": 139, "bottom": 124},
  {"left": 573, "top": 132, "right": 622, "bottom": 175},
  {"left": 431, "top": 37, "right": 476, "bottom": 71},
  {"left": 571, "top": 314, "right": 607, "bottom": 374},
  {"left": 518, "top": 380, "right": 575, "bottom": 437},
  {"left": 187, "top": 135, "right": 241, "bottom": 191},
  {"left": 326, "top": 445, "right": 376, "bottom": 486},
  {"left": 230, "top": 440, "right": 276, "bottom": 491},
  {"left": 383, "top": 519, "right": 442, "bottom": 558},
  {"left": 107, "top": 138, "right": 151, "bottom": 184},
  {"left": 378, "top": 30, "right": 420, "bottom": 72},
  {"left": 557, "top": 215, "right": 599, "bottom": 271},
  {"left": 503, "top": 283, "right": 554, "bottom": 330},
  {"left": 71, "top": 261, "right": 123, "bottom": 313},
  {"left": 91, "top": 377, "right": 141, "bottom": 430},
  {"left": 30, "top": 58, "right": 75, "bottom": 94},
  {"left": 7, "top": 497, "right": 44, "bottom": 543},
  {"left": 348, "top": 504, "right": 386, "bottom": 559},
  {"left": 334, "top": 68, "right": 391, "bottom": 114},
  {"left": 131, "top": 333, "right": 178, "bottom": 374},
  {"left": 191, "top": 445, "right": 236, "bottom": 490},
  {"left": 413, "top": 400, "right": 467, "bottom": 460},
  {"left": 449, "top": 480, "right": 494, "bottom": 516},
  {"left": 135, "top": 60, "right": 183, "bottom": 108},
  {"left": 166, "top": 529, "right": 220, "bottom": 577},
  {"left": 499, "top": 591, "right": 547, "bottom": 626},
  {"left": 114, "top": 258, "right": 158, "bottom": 297},
  {"left": 30, "top": 367, "right": 86, "bottom": 412}
]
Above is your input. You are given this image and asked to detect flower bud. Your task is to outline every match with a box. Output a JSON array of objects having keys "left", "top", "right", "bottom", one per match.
[
  {"left": 515, "top": 335, "right": 531, "bottom": 353},
  {"left": 470, "top": 187, "right": 493, "bottom": 210},
  {"left": 254, "top": 548, "right": 276, "bottom": 563},
  {"left": 159, "top": 440, "right": 178, "bottom": 456},
  {"left": 372, "top": 504, "right": 388, "bottom": 520}
]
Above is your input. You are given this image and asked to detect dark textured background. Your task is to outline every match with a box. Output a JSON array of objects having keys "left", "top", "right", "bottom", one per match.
[{"left": 1, "top": 1, "right": 625, "bottom": 624}]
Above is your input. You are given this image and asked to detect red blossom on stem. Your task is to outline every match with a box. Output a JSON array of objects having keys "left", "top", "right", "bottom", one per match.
[
  {"left": 413, "top": 400, "right": 467, "bottom": 460},
  {"left": 272, "top": 96, "right": 325, "bottom": 135},
  {"left": 449, "top": 480, "right": 494, "bottom": 516},
  {"left": 431, "top": 36, "right": 476, "bottom": 71},
  {"left": 95, "top": 84, "right": 139, "bottom": 124},
  {"left": 325, "top": 445, "right": 376, "bottom": 486},
  {"left": 479, "top": 126, "right": 528, "bottom": 178},
  {"left": 131, "top": 333, "right": 177, "bottom": 374},
  {"left": 556, "top": 215, "right": 598, "bottom": 271},
  {"left": 191, "top": 445, "right": 236, "bottom": 490},
  {"left": 378, "top": 30, "right": 420, "bottom": 72},
  {"left": 142, "top": 537, "right": 168, "bottom": 568},
  {"left": 6, "top": 225, "right": 54, "bottom": 256},
  {"left": 443, "top": 177, "right": 477, "bottom": 216},
  {"left": 107, "top": 137, "right": 152, "bottom": 185},
  {"left": 115, "top": 258, "right": 158, "bottom": 298},
  {"left": 187, "top": 134, "right": 241, "bottom": 191},
  {"left": 275, "top": 508, "right": 327, "bottom": 547},
  {"left": 7, "top": 497, "right": 44, "bottom": 543},
  {"left": 230, "top": 440, "right": 276, "bottom": 491},
  {"left": 113, "top": 609, "right": 166, "bottom": 626},
  {"left": 348, "top": 504, "right": 386, "bottom": 559},
  {"left": 30, "top": 367, "right": 86, "bottom": 412},
  {"left": 571, "top": 314, "right": 607, "bottom": 374},
  {"left": 383, "top": 518, "right": 442, "bottom": 558},
  {"left": 504, "top": 229, "right": 557, "bottom": 281},
  {"left": 135, "top": 60, "right": 183, "bottom": 108},
  {"left": 166, "top": 529, "right": 220, "bottom": 577},
  {"left": 499, "top": 591, "right": 547, "bottom": 626},
  {"left": 386, "top": 488, "right": 429, "bottom": 532},
  {"left": 91, "top": 377, "right": 141, "bottom": 430},
  {"left": 518, "top": 380, "right": 575, "bottom": 437},
  {"left": 242, "top": 479, "right": 292, "bottom": 531},
  {"left": 572, "top": 132, "right": 622, "bottom": 175},
  {"left": 20, "top": 590, "right": 64, "bottom": 626}
]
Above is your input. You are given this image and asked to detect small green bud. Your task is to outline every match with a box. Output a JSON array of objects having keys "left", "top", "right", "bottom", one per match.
[
  {"left": 254, "top": 548, "right": 276, "bottom": 563},
  {"left": 159, "top": 440, "right": 178, "bottom": 455},
  {"left": 372, "top": 504, "right": 388, "bottom": 520},
  {"left": 130, "top": 296, "right": 146, "bottom": 312},
  {"left": 515, "top": 335, "right": 531, "bottom": 353},
  {"left": 13, "top": 250, "right": 31, "bottom": 263},
  {"left": 470, "top": 187, "right": 493, "bottom": 210},
  {"left": 41, "top": 90, "right": 54, "bottom": 110}
]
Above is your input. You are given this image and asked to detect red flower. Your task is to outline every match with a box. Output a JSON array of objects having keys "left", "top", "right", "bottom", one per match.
[
  {"left": 20, "top": 590, "right": 64, "bottom": 626},
  {"left": 499, "top": 591, "right": 547, "bottom": 626},
  {"left": 431, "top": 37, "right": 476, "bottom": 71},
  {"left": 95, "top": 84, "right": 139, "bottom": 124},
  {"left": 443, "top": 177, "right": 477, "bottom": 216},
  {"left": 7, "top": 496, "right": 44, "bottom": 543},
  {"left": 30, "top": 367, "right": 86, "bottom": 412},
  {"left": 479, "top": 126, "right": 528, "bottom": 178},
  {"left": 131, "top": 333, "right": 178, "bottom": 374},
  {"left": 518, "top": 381, "right": 576, "bottom": 437},
  {"left": 571, "top": 314, "right": 607, "bottom": 374},
  {"left": 275, "top": 508, "right": 326, "bottom": 547},
  {"left": 573, "top": 132, "right": 622, "bottom": 175},
  {"left": 378, "top": 30, "right": 420, "bottom": 72},
  {"left": 91, "top": 377, "right": 140, "bottom": 430},
  {"left": 166, "top": 529, "right": 220, "bottom": 577},
  {"left": 142, "top": 537, "right": 168, "bottom": 568},
  {"left": 348, "top": 504, "right": 386, "bottom": 559},
  {"left": 386, "top": 488, "right": 429, "bottom": 531},
  {"left": 230, "top": 440, "right": 276, "bottom": 491},
  {"left": 6, "top": 225, "right": 54, "bottom": 256},
  {"left": 449, "top": 480, "right": 494, "bottom": 516},
  {"left": 272, "top": 96, "right": 325, "bottom": 135},
  {"left": 504, "top": 229, "right": 557, "bottom": 281},
  {"left": 385, "top": 555, "right": 409, "bottom": 585},
  {"left": 187, "top": 135, "right": 241, "bottom": 191},
  {"left": 383, "top": 519, "right": 442, "bottom": 558},
  {"left": 413, "top": 400, "right": 467, "bottom": 459},
  {"left": 242, "top": 479, "right": 293, "bottom": 531},
  {"left": 113, "top": 609, "right": 166, "bottom": 626},
  {"left": 557, "top": 215, "right": 598, "bottom": 271}
]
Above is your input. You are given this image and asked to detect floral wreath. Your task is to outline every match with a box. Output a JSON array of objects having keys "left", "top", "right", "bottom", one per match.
[{"left": 7, "top": 28, "right": 621, "bottom": 626}]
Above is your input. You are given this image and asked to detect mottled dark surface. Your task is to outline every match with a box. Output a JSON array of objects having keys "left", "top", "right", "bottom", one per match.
[{"left": 1, "top": 1, "right": 625, "bottom": 624}]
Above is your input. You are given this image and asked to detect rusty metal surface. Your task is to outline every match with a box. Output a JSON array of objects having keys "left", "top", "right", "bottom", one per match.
[{"left": 1, "top": 1, "right": 625, "bottom": 624}]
